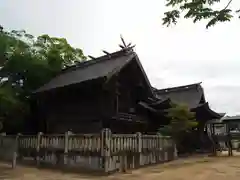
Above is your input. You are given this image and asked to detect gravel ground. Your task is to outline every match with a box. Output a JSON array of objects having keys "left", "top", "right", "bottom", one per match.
[{"left": 1, "top": 153, "right": 240, "bottom": 180}]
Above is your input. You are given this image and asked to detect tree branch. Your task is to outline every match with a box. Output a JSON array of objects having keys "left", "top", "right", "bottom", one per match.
[{"left": 224, "top": 0, "right": 233, "bottom": 10}]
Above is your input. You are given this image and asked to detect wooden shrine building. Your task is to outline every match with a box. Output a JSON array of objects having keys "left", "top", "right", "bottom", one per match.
[
  {"left": 153, "top": 83, "right": 224, "bottom": 151},
  {"left": 32, "top": 43, "right": 224, "bottom": 153},
  {"left": 154, "top": 83, "right": 223, "bottom": 124},
  {"left": 32, "top": 47, "right": 169, "bottom": 134}
]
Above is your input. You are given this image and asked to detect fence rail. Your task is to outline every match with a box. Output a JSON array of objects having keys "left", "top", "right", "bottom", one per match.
[{"left": 0, "top": 129, "right": 177, "bottom": 174}]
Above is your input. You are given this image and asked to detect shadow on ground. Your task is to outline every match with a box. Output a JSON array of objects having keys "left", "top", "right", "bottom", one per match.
[
  {"left": 0, "top": 165, "right": 14, "bottom": 180},
  {"left": 0, "top": 162, "right": 104, "bottom": 180},
  {"left": 1, "top": 154, "right": 240, "bottom": 180}
]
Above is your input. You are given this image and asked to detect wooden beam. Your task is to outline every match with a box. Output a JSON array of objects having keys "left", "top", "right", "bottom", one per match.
[
  {"left": 88, "top": 55, "right": 96, "bottom": 60},
  {"left": 102, "top": 50, "right": 111, "bottom": 55}
]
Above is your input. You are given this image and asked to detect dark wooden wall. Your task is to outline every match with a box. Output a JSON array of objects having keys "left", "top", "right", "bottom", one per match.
[
  {"left": 36, "top": 79, "right": 108, "bottom": 133},
  {"left": 116, "top": 59, "right": 149, "bottom": 114},
  {"left": 47, "top": 120, "right": 103, "bottom": 134},
  {"left": 35, "top": 59, "right": 153, "bottom": 134}
]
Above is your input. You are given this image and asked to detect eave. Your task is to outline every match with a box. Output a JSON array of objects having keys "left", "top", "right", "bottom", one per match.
[{"left": 192, "top": 102, "right": 224, "bottom": 120}]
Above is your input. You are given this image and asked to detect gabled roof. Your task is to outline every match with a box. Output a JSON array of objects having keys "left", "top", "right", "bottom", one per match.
[
  {"left": 153, "top": 83, "right": 224, "bottom": 119},
  {"left": 34, "top": 48, "right": 155, "bottom": 96},
  {"left": 153, "top": 82, "right": 204, "bottom": 109}
]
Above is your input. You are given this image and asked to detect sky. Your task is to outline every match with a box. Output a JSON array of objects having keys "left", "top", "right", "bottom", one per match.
[{"left": 1, "top": 0, "right": 240, "bottom": 115}]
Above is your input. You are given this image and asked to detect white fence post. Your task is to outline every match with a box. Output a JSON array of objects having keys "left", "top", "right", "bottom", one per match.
[
  {"left": 17, "top": 133, "right": 23, "bottom": 161},
  {"left": 64, "top": 131, "right": 71, "bottom": 165},
  {"left": 101, "top": 128, "right": 111, "bottom": 173},
  {"left": 136, "top": 132, "right": 142, "bottom": 166},
  {"left": 12, "top": 134, "right": 19, "bottom": 169},
  {"left": 173, "top": 142, "right": 178, "bottom": 159},
  {"left": 36, "top": 132, "right": 42, "bottom": 165}
]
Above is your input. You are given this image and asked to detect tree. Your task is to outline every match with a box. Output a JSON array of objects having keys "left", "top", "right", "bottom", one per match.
[
  {"left": 159, "top": 103, "right": 198, "bottom": 151},
  {"left": 0, "top": 26, "right": 86, "bottom": 132},
  {"left": 163, "top": 0, "right": 239, "bottom": 28}
]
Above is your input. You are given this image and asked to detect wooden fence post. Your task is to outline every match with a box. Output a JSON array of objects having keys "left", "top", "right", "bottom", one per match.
[
  {"left": 36, "top": 132, "right": 42, "bottom": 166},
  {"left": 162, "top": 137, "right": 166, "bottom": 162},
  {"left": 136, "top": 132, "right": 142, "bottom": 167},
  {"left": 12, "top": 134, "right": 19, "bottom": 169},
  {"left": 164, "top": 137, "right": 168, "bottom": 161},
  {"left": 156, "top": 133, "right": 161, "bottom": 163},
  {"left": 0, "top": 133, "right": 6, "bottom": 162},
  {"left": 64, "top": 131, "right": 71, "bottom": 165},
  {"left": 173, "top": 140, "right": 178, "bottom": 160},
  {"left": 17, "top": 133, "right": 23, "bottom": 162},
  {"left": 101, "top": 128, "right": 111, "bottom": 173},
  {"left": 0, "top": 132, "right": 6, "bottom": 147}
]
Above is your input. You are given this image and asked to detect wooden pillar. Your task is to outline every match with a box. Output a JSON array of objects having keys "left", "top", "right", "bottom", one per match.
[
  {"left": 226, "top": 123, "right": 233, "bottom": 156},
  {"left": 211, "top": 124, "right": 217, "bottom": 156}
]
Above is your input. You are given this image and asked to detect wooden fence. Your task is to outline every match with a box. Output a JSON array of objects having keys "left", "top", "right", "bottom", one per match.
[{"left": 0, "top": 129, "right": 177, "bottom": 174}]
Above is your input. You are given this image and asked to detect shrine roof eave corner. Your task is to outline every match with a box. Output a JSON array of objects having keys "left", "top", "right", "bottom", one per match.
[{"left": 192, "top": 102, "right": 224, "bottom": 119}]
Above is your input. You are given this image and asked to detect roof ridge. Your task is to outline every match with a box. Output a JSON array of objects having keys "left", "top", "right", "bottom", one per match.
[
  {"left": 61, "top": 47, "right": 134, "bottom": 74},
  {"left": 155, "top": 82, "right": 202, "bottom": 94}
]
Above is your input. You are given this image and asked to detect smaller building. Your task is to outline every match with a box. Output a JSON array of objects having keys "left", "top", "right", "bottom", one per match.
[
  {"left": 153, "top": 83, "right": 224, "bottom": 151},
  {"left": 221, "top": 116, "right": 240, "bottom": 132},
  {"left": 154, "top": 83, "right": 223, "bottom": 127}
]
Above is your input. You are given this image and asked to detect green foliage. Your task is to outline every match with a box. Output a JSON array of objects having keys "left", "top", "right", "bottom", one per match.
[
  {"left": 163, "top": 0, "right": 237, "bottom": 28},
  {"left": 0, "top": 26, "right": 86, "bottom": 132},
  {"left": 159, "top": 103, "right": 198, "bottom": 138}
]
